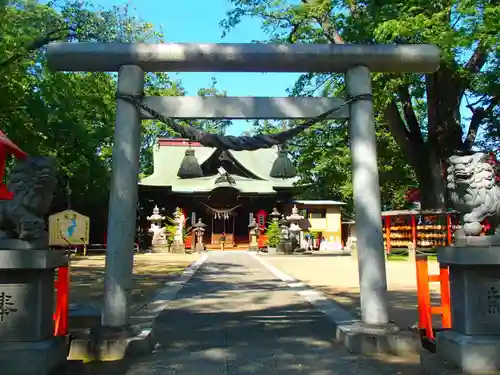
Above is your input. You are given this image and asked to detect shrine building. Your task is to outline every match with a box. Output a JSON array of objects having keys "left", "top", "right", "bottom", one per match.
[{"left": 139, "top": 138, "right": 344, "bottom": 249}]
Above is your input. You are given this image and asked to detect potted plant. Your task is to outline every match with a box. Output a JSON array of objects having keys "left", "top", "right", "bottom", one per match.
[
  {"left": 265, "top": 220, "right": 281, "bottom": 253},
  {"left": 164, "top": 216, "right": 192, "bottom": 253}
]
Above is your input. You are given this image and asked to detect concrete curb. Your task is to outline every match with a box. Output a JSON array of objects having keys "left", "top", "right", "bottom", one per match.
[
  {"left": 249, "top": 252, "right": 421, "bottom": 356},
  {"left": 420, "top": 350, "right": 470, "bottom": 375},
  {"left": 68, "top": 253, "right": 209, "bottom": 361}
]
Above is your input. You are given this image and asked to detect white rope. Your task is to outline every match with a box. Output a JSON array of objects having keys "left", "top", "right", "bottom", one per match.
[{"left": 199, "top": 202, "right": 242, "bottom": 220}]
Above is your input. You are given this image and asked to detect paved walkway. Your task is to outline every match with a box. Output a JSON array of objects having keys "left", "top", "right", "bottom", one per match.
[
  {"left": 115, "top": 252, "right": 421, "bottom": 375},
  {"left": 262, "top": 253, "right": 442, "bottom": 329}
]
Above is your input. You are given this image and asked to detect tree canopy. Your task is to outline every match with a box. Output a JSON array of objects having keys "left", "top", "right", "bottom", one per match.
[
  {"left": 0, "top": 0, "right": 228, "bottom": 240},
  {"left": 2, "top": 0, "right": 498, "bottom": 230},
  {"left": 222, "top": 0, "right": 500, "bottom": 209}
]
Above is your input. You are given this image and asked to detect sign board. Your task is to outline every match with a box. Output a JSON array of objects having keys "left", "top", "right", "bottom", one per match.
[{"left": 49, "top": 209, "right": 90, "bottom": 246}]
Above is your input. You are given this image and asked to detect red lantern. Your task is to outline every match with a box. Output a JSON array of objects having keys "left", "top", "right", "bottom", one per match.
[{"left": 0, "top": 130, "right": 27, "bottom": 200}]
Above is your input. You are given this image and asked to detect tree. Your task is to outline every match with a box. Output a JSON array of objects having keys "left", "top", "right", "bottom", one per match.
[
  {"left": 221, "top": 0, "right": 500, "bottom": 208},
  {"left": 0, "top": 1, "right": 231, "bottom": 222},
  {"left": 251, "top": 119, "right": 415, "bottom": 214},
  {"left": 0, "top": 0, "right": 230, "bottom": 242},
  {"left": 265, "top": 220, "right": 281, "bottom": 247}
]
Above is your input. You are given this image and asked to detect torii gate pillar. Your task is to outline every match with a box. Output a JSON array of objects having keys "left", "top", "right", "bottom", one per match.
[
  {"left": 346, "top": 66, "right": 389, "bottom": 325},
  {"left": 101, "top": 65, "right": 144, "bottom": 329},
  {"left": 46, "top": 42, "right": 440, "bottom": 358}
]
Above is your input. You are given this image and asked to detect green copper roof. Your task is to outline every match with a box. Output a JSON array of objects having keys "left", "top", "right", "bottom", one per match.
[{"left": 140, "top": 144, "right": 298, "bottom": 194}]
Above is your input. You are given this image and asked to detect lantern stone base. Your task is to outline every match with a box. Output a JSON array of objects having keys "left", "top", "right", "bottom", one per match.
[
  {"left": 151, "top": 244, "right": 170, "bottom": 253},
  {"left": 194, "top": 243, "right": 205, "bottom": 253},
  {"left": 426, "top": 246, "right": 500, "bottom": 374},
  {"left": 0, "top": 249, "right": 69, "bottom": 374},
  {"left": 277, "top": 241, "right": 292, "bottom": 253},
  {"left": 276, "top": 242, "right": 286, "bottom": 253},
  {"left": 170, "top": 243, "right": 185, "bottom": 253},
  {"left": 0, "top": 336, "right": 69, "bottom": 375}
]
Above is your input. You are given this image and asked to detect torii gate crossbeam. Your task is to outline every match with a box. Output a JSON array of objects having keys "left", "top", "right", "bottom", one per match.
[
  {"left": 46, "top": 42, "right": 439, "bottom": 73},
  {"left": 45, "top": 42, "right": 440, "bottom": 342}
]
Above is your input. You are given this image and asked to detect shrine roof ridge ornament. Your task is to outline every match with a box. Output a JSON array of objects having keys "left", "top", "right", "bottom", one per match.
[{"left": 45, "top": 42, "right": 441, "bottom": 73}]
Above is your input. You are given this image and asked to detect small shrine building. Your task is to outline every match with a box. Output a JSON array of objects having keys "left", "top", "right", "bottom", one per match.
[{"left": 139, "top": 137, "right": 345, "bottom": 249}]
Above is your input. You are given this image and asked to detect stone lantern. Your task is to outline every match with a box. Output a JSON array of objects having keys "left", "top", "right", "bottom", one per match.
[
  {"left": 147, "top": 205, "right": 167, "bottom": 252},
  {"left": 270, "top": 207, "right": 281, "bottom": 223},
  {"left": 192, "top": 218, "right": 207, "bottom": 254},
  {"left": 286, "top": 205, "right": 304, "bottom": 253},
  {"left": 248, "top": 218, "right": 259, "bottom": 251},
  {"left": 277, "top": 214, "right": 291, "bottom": 253},
  {"left": 171, "top": 207, "right": 185, "bottom": 253}
]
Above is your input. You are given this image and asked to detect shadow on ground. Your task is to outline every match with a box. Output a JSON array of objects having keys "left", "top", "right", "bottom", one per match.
[
  {"left": 315, "top": 286, "right": 443, "bottom": 329},
  {"left": 67, "top": 255, "right": 196, "bottom": 330},
  {"left": 260, "top": 252, "right": 352, "bottom": 258},
  {"left": 61, "top": 258, "right": 424, "bottom": 375}
]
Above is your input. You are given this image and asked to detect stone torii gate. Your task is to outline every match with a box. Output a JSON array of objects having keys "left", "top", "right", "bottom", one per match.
[{"left": 46, "top": 42, "right": 440, "bottom": 339}]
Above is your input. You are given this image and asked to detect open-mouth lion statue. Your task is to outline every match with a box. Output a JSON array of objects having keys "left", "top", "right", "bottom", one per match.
[
  {"left": 0, "top": 156, "right": 57, "bottom": 249},
  {"left": 447, "top": 152, "right": 500, "bottom": 242}
]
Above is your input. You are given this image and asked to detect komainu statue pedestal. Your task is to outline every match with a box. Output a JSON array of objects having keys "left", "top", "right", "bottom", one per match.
[
  {"left": 433, "top": 247, "right": 500, "bottom": 374},
  {"left": 0, "top": 248, "right": 69, "bottom": 375}
]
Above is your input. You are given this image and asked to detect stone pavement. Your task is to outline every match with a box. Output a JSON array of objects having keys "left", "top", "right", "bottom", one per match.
[
  {"left": 116, "top": 251, "right": 420, "bottom": 375},
  {"left": 262, "top": 253, "right": 442, "bottom": 329}
]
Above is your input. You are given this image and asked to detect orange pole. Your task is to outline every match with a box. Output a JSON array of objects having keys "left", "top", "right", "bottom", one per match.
[
  {"left": 415, "top": 255, "right": 434, "bottom": 340},
  {"left": 446, "top": 214, "right": 452, "bottom": 245},
  {"left": 411, "top": 215, "right": 417, "bottom": 250},
  {"left": 53, "top": 266, "right": 70, "bottom": 336},
  {"left": 439, "top": 264, "right": 452, "bottom": 328},
  {"left": 384, "top": 216, "right": 391, "bottom": 254}
]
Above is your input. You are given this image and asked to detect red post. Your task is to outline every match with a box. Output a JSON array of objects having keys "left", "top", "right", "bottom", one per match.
[
  {"left": 416, "top": 256, "right": 434, "bottom": 340},
  {"left": 0, "top": 130, "right": 28, "bottom": 200},
  {"left": 416, "top": 255, "right": 452, "bottom": 342},
  {"left": 384, "top": 216, "right": 392, "bottom": 254},
  {"left": 53, "top": 266, "right": 70, "bottom": 336},
  {"left": 439, "top": 264, "right": 452, "bottom": 328},
  {"left": 258, "top": 234, "right": 267, "bottom": 249},
  {"left": 411, "top": 214, "right": 417, "bottom": 250},
  {"left": 446, "top": 214, "right": 452, "bottom": 245}
]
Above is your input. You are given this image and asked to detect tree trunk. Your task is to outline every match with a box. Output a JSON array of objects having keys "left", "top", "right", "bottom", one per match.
[
  {"left": 296, "top": 1, "right": 476, "bottom": 211},
  {"left": 416, "top": 150, "right": 447, "bottom": 209}
]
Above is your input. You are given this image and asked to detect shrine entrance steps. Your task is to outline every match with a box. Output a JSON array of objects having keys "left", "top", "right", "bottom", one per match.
[{"left": 203, "top": 243, "right": 250, "bottom": 251}]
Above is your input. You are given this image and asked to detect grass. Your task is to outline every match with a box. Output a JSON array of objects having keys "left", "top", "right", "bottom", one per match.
[
  {"left": 67, "top": 253, "right": 199, "bottom": 314},
  {"left": 386, "top": 250, "right": 437, "bottom": 261}
]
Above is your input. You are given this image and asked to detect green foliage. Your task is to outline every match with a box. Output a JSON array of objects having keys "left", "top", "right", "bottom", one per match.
[
  {"left": 0, "top": 0, "right": 155, "bottom": 217},
  {"left": 222, "top": 0, "right": 500, "bottom": 209},
  {"left": 163, "top": 219, "right": 192, "bottom": 244},
  {"left": 251, "top": 118, "right": 414, "bottom": 215},
  {"left": 0, "top": 0, "right": 230, "bottom": 243},
  {"left": 265, "top": 220, "right": 281, "bottom": 247}
]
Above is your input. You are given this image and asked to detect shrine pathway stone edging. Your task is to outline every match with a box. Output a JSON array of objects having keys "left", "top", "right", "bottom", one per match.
[
  {"left": 67, "top": 254, "right": 209, "bottom": 361},
  {"left": 123, "top": 251, "right": 422, "bottom": 375},
  {"left": 248, "top": 252, "right": 422, "bottom": 356}
]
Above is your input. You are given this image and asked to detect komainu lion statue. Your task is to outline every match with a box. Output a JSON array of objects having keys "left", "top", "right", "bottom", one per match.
[
  {"left": 0, "top": 156, "right": 57, "bottom": 248},
  {"left": 447, "top": 152, "right": 500, "bottom": 240}
]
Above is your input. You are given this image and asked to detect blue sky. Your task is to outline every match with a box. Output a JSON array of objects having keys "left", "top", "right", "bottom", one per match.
[
  {"left": 88, "top": 0, "right": 301, "bottom": 135},
  {"left": 74, "top": 0, "right": 475, "bottom": 139}
]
